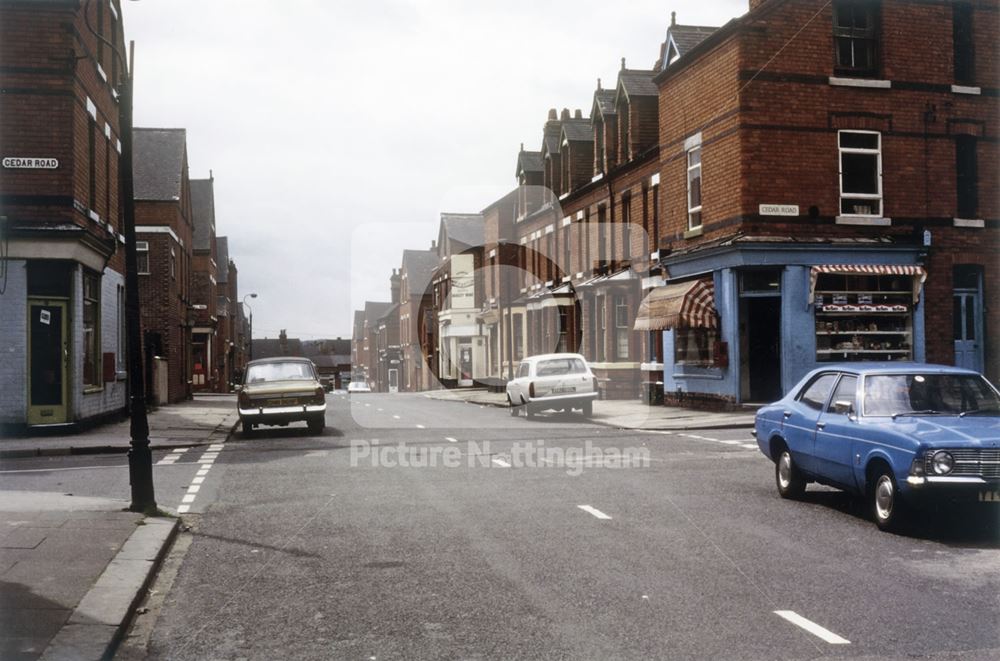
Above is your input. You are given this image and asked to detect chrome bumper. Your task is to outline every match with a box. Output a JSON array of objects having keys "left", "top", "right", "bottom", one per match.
[{"left": 239, "top": 404, "right": 327, "bottom": 416}]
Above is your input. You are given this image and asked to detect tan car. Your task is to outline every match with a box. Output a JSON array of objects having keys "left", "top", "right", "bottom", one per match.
[{"left": 237, "top": 357, "right": 327, "bottom": 435}]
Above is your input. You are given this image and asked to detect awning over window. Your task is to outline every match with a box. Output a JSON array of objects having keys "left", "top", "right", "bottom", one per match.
[
  {"left": 809, "top": 264, "right": 927, "bottom": 305},
  {"left": 634, "top": 279, "right": 717, "bottom": 331}
]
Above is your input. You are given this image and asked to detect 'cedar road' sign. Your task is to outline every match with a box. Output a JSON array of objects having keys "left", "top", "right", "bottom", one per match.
[
  {"left": 759, "top": 204, "right": 799, "bottom": 216},
  {"left": 3, "top": 157, "right": 59, "bottom": 169}
]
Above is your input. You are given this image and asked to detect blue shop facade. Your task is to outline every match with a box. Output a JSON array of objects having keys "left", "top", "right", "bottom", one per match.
[{"left": 652, "top": 238, "right": 927, "bottom": 408}]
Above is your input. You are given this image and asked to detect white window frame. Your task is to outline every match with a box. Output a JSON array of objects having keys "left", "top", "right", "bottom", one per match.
[
  {"left": 136, "top": 240, "right": 150, "bottom": 274},
  {"left": 838, "top": 129, "right": 883, "bottom": 218},
  {"left": 687, "top": 145, "right": 703, "bottom": 230}
]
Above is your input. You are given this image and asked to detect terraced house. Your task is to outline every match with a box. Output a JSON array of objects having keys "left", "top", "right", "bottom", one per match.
[
  {"left": 0, "top": 0, "right": 129, "bottom": 429},
  {"left": 359, "top": 0, "right": 997, "bottom": 408}
]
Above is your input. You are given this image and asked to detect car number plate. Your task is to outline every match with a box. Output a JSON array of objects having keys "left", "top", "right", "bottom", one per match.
[
  {"left": 266, "top": 398, "right": 287, "bottom": 406},
  {"left": 978, "top": 490, "right": 1000, "bottom": 503},
  {"left": 553, "top": 386, "right": 575, "bottom": 394}
]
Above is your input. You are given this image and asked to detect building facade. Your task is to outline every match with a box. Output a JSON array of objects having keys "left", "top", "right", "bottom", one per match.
[{"left": 0, "top": 0, "right": 130, "bottom": 428}]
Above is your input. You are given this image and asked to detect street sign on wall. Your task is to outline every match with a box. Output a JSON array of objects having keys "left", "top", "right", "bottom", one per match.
[
  {"left": 3, "top": 157, "right": 59, "bottom": 169},
  {"left": 759, "top": 204, "right": 799, "bottom": 216}
]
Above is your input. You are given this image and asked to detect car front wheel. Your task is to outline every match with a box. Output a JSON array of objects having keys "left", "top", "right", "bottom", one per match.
[
  {"left": 775, "top": 448, "right": 806, "bottom": 499},
  {"left": 871, "top": 469, "right": 907, "bottom": 532},
  {"left": 508, "top": 396, "right": 519, "bottom": 417}
]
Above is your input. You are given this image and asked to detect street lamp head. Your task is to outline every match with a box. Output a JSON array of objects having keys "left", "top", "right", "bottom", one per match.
[{"left": 250, "top": 293, "right": 258, "bottom": 298}]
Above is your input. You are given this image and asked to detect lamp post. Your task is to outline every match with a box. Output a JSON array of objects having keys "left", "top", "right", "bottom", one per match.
[
  {"left": 83, "top": 0, "right": 155, "bottom": 513},
  {"left": 243, "top": 293, "right": 257, "bottom": 362}
]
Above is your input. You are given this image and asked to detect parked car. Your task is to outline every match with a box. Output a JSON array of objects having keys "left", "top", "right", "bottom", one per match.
[
  {"left": 237, "top": 357, "right": 327, "bottom": 435},
  {"left": 753, "top": 362, "right": 1000, "bottom": 531},
  {"left": 348, "top": 380, "right": 372, "bottom": 393},
  {"left": 506, "top": 353, "right": 598, "bottom": 418}
]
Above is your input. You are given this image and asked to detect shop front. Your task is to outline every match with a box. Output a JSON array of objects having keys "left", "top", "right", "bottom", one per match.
[{"left": 652, "top": 240, "right": 927, "bottom": 408}]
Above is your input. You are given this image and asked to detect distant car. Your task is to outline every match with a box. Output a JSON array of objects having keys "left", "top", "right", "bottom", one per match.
[
  {"left": 347, "top": 381, "right": 372, "bottom": 394},
  {"left": 319, "top": 376, "right": 334, "bottom": 392},
  {"left": 506, "top": 353, "right": 598, "bottom": 418},
  {"left": 753, "top": 363, "right": 1000, "bottom": 531},
  {"left": 237, "top": 357, "right": 326, "bottom": 435}
]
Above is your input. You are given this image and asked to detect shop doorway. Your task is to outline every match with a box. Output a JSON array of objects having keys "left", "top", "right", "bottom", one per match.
[
  {"left": 28, "top": 300, "right": 68, "bottom": 425},
  {"left": 953, "top": 266, "right": 984, "bottom": 373},
  {"left": 743, "top": 297, "right": 782, "bottom": 402},
  {"left": 458, "top": 343, "right": 473, "bottom": 387},
  {"left": 388, "top": 368, "right": 399, "bottom": 393}
]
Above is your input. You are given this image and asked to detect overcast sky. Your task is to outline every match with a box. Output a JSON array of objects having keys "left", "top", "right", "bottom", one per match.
[{"left": 122, "top": 0, "right": 747, "bottom": 340}]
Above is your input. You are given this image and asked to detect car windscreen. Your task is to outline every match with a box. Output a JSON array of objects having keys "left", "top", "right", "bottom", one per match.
[
  {"left": 246, "top": 362, "right": 315, "bottom": 383},
  {"left": 862, "top": 373, "right": 1000, "bottom": 416},
  {"left": 535, "top": 358, "right": 588, "bottom": 377}
]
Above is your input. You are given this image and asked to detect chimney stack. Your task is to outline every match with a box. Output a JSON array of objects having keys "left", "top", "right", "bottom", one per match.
[
  {"left": 390, "top": 268, "right": 401, "bottom": 304},
  {"left": 560, "top": 108, "right": 570, "bottom": 121},
  {"left": 574, "top": 109, "right": 582, "bottom": 119},
  {"left": 548, "top": 108, "right": 557, "bottom": 120}
]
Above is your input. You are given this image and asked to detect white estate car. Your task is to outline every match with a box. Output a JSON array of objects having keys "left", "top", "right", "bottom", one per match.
[{"left": 506, "top": 353, "right": 599, "bottom": 418}]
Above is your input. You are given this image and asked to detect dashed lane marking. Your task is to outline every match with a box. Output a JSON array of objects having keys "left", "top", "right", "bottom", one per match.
[
  {"left": 445, "top": 437, "right": 458, "bottom": 443},
  {"left": 491, "top": 457, "right": 511, "bottom": 468},
  {"left": 774, "top": 611, "right": 850, "bottom": 645},
  {"left": 646, "top": 430, "right": 756, "bottom": 451},
  {"left": 392, "top": 415, "right": 401, "bottom": 420},
  {"left": 577, "top": 505, "right": 612, "bottom": 520},
  {"left": 178, "top": 443, "right": 224, "bottom": 514},
  {"left": 416, "top": 424, "right": 426, "bottom": 429}
]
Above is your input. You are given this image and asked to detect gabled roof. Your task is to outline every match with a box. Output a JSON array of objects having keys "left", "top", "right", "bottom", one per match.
[
  {"left": 616, "top": 69, "right": 658, "bottom": 103},
  {"left": 376, "top": 302, "right": 399, "bottom": 324},
  {"left": 661, "top": 23, "right": 719, "bottom": 70},
  {"left": 401, "top": 249, "right": 439, "bottom": 297},
  {"left": 216, "top": 236, "right": 230, "bottom": 284},
  {"left": 190, "top": 178, "right": 215, "bottom": 252},
  {"left": 364, "top": 301, "right": 394, "bottom": 325},
  {"left": 439, "top": 213, "right": 484, "bottom": 250},
  {"left": 516, "top": 149, "right": 544, "bottom": 177},
  {"left": 133, "top": 128, "right": 187, "bottom": 201},
  {"left": 561, "top": 118, "right": 594, "bottom": 143},
  {"left": 592, "top": 89, "right": 617, "bottom": 120}
]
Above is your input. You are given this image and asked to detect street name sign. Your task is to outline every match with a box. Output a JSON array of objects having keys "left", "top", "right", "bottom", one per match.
[{"left": 3, "top": 156, "right": 59, "bottom": 169}]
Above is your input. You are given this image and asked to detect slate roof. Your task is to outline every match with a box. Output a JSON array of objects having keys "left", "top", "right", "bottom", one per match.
[
  {"left": 440, "top": 213, "right": 484, "bottom": 248},
  {"left": 592, "top": 89, "right": 617, "bottom": 118},
  {"left": 190, "top": 178, "right": 215, "bottom": 252},
  {"left": 401, "top": 249, "right": 440, "bottom": 297},
  {"left": 252, "top": 338, "right": 304, "bottom": 359},
  {"left": 377, "top": 302, "right": 399, "bottom": 324},
  {"left": 216, "top": 236, "right": 229, "bottom": 284},
  {"left": 669, "top": 24, "right": 718, "bottom": 58},
  {"left": 364, "top": 301, "right": 394, "bottom": 325},
  {"left": 561, "top": 118, "right": 594, "bottom": 142},
  {"left": 543, "top": 122, "right": 562, "bottom": 155},
  {"left": 133, "top": 128, "right": 187, "bottom": 201},
  {"left": 617, "top": 69, "right": 658, "bottom": 100},
  {"left": 516, "top": 150, "right": 544, "bottom": 176}
]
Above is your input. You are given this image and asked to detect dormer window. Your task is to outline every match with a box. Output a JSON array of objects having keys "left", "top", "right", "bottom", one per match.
[{"left": 833, "top": 0, "right": 879, "bottom": 77}]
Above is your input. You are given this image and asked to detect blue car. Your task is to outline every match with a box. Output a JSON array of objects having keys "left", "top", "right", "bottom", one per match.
[{"left": 753, "top": 363, "right": 1000, "bottom": 531}]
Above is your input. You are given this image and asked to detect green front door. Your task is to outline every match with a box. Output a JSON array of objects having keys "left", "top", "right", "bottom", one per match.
[{"left": 28, "top": 300, "right": 68, "bottom": 425}]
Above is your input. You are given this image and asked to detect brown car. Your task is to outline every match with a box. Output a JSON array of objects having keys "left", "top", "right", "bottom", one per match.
[{"left": 237, "top": 357, "right": 327, "bottom": 435}]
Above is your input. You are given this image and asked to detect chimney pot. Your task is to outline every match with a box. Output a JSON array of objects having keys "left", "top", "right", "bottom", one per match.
[
  {"left": 548, "top": 108, "right": 557, "bottom": 120},
  {"left": 671, "top": 11, "right": 676, "bottom": 26},
  {"left": 560, "top": 108, "right": 570, "bottom": 120},
  {"left": 575, "top": 109, "right": 582, "bottom": 119},
  {"left": 621, "top": 57, "right": 626, "bottom": 70},
  {"left": 597, "top": 77, "right": 602, "bottom": 90}
]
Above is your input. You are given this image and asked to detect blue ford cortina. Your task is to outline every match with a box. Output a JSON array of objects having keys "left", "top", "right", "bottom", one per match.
[{"left": 753, "top": 363, "right": 1000, "bottom": 531}]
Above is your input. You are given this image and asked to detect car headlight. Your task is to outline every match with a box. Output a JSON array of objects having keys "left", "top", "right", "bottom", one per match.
[{"left": 931, "top": 451, "right": 954, "bottom": 475}]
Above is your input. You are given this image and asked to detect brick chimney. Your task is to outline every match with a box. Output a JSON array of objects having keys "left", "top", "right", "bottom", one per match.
[{"left": 390, "top": 268, "right": 401, "bottom": 304}]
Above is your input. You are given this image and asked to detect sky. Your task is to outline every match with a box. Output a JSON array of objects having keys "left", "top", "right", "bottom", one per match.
[{"left": 122, "top": 0, "right": 748, "bottom": 340}]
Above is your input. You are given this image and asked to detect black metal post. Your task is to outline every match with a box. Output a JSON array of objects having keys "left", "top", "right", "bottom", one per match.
[
  {"left": 120, "top": 42, "right": 156, "bottom": 513},
  {"left": 248, "top": 309, "right": 253, "bottom": 362}
]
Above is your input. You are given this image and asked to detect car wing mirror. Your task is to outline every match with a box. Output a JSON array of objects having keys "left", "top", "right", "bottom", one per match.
[
  {"left": 833, "top": 400, "right": 855, "bottom": 417},
  {"left": 234, "top": 384, "right": 243, "bottom": 392}
]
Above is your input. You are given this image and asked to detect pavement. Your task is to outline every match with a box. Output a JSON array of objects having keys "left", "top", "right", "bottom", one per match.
[
  {"left": 0, "top": 395, "right": 239, "bottom": 459},
  {"left": 0, "top": 395, "right": 236, "bottom": 660},
  {"left": 421, "top": 387, "right": 757, "bottom": 430}
]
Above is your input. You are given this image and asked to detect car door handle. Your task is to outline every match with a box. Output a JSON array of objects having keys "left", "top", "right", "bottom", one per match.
[
  {"left": 783, "top": 411, "right": 792, "bottom": 419},
  {"left": 816, "top": 422, "right": 826, "bottom": 430}
]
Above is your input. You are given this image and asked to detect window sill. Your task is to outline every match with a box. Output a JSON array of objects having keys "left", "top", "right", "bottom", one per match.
[
  {"left": 83, "top": 386, "right": 104, "bottom": 394},
  {"left": 683, "top": 226, "right": 704, "bottom": 239},
  {"left": 673, "top": 366, "right": 724, "bottom": 380},
  {"left": 953, "top": 218, "right": 985, "bottom": 228},
  {"left": 835, "top": 215, "right": 891, "bottom": 226},
  {"left": 829, "top": 76, "right": 891, "bottom": 89},
  {"left": 951, "top": 84, "right": 981, "bottom": 95}
]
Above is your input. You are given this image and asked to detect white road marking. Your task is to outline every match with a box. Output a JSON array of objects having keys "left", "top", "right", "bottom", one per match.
[
  {"left": 198, "top": 458, "right": 215, "bottom": 465},
  {"left": 172, "top": 448, "right": 189, "bottom": 454},
  {"left": 0, "top": 464, "right": 131, "bottom": 474},
  {"left": 191, "top": 476, "right": 205, "bottom": 485},
  {"left": 392, "top": 415, "right": 400, "bottom": 419},
  {"left": 186, "top": 485, "right": 201, "bottom": 494},
  {"left": 177, "top": 505, "right": 190, "bottom": 513},
  {"left": 377, "top": 408, "right": 383, "bottom": 412},
  {"left": 741, "top": 443, "right": 759, "bottom": 449},
  {"left": 774, "top": 611, "right": 850, "bottom": 645},
  {"left": 181, "top": 494, "right": 196, "bottom": 504},
  {"left": 491, "top": 458, "right": 511, "bottom": 468},
  {"left": 416, "top": 424, "right": 425, "bottom": 429},
  {"left": 445, "top": 437, "right": 458, "bottom": 443},
  {"left": 577, "top": 505, "right": 612, "bottom": 520}
]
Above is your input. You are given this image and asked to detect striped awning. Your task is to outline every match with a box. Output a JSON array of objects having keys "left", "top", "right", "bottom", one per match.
[
  {"left": 809, "top": 264, "right": 927, "bottom": 305},
  {"left": 634, "top": 279, "right": 717, "bottom": 331}
]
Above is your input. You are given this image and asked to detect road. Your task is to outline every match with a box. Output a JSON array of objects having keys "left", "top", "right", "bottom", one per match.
[{"left": 7, "top": 393, "right": 998, "bottom": 659}]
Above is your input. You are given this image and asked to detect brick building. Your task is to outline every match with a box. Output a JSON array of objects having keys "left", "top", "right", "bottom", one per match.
[
  {"left": 190, "top": 176, "right": 218, "bottom": 392},
  {"left": 645, "top": 0, "right": 998, "bottom": 408},
  {"left": 133, "top": 127, "right": 193, "bottom": 404},
  {"left": 214, "top": 235, "right": 243, "bottom": 390},
  {"left": 0, "top": 0, "right": 130, "bottom": 428},
  {"left": 398, "top": 248, "right": 440, "bottom": 391}
]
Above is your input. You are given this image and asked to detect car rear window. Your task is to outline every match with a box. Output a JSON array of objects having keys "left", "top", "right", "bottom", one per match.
[
  {"left": 246, "top": 362, "right": 316, "bottom": 383},
  {"left": 536, "top": 358, "right": 588, "bottom": 377}
]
